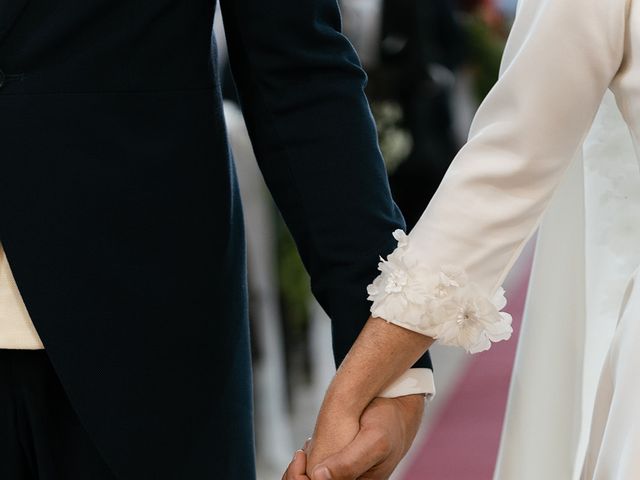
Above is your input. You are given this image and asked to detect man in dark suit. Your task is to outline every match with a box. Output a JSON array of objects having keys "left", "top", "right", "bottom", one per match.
[{"left": 0, "top": 0, "right": 432, "bottom": 478}]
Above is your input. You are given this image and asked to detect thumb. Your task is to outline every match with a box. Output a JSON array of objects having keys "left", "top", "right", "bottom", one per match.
[
  {"left": 283, "top": 450, "right": 308, "bottom": 480},
  {"left": 311, "top": 428, "right": 390, "bottom": 480}
]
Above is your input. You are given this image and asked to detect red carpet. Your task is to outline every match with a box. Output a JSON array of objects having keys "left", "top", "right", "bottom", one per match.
[{"left": 402, "top": 275, "right": 529, "bottom": 480}]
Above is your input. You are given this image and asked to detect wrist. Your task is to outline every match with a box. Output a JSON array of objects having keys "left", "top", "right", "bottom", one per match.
[
  {"left": 391, "top": 394, "right": 425, "bottom": 452},
  {"left": 394, "top": 393, "right": 426, "bottom": 412},
  {"left": 320, "top": 377, "right": 372, "bottom": 419}
]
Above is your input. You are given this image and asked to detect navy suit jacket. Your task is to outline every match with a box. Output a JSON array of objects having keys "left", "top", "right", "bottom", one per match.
[{"left": 0, "top": 0, "right": 432, "bottom": 478}]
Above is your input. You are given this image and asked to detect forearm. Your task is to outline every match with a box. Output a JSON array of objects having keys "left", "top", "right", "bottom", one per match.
[
  {"left": 322, "top": 317, "right": 434, "bottom": 417},
  {"left": 307, "top": 319, "right": 432, "bottom": 475}
]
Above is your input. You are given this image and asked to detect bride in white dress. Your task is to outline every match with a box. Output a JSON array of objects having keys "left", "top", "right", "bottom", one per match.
[{"left": 306, "top": 0, "right": 640, "bottom": 477}]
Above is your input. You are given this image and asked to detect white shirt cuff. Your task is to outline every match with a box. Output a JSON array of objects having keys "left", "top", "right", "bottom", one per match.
[{"left": 378, "top": 368, "right": 436, "bottom": 400}]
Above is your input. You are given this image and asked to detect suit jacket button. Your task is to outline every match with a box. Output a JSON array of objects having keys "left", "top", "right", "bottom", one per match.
[{"left": 0, "top": 70, "right": 5, "bottom": 89}]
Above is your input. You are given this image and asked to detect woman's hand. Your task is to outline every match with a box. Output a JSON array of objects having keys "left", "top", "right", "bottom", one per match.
[
  {"left": 305, "top": 395, "right": 425, "bottom": 480},
  {"left": 305, "top": 395, "right": 362, "bottom": 476},
  {"left": 305, "top": 317, "right": 434, "bottom": 479}
]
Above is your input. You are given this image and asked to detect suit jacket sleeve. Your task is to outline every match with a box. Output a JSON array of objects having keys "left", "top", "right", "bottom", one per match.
[
  {"left": 366, "top": 0, "right": 629, "bottom": 354},
  {"left": 218, "top": 0, "right": 432, "bottom": 370}
]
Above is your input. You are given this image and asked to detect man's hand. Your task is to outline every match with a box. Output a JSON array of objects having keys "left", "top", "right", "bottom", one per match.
[{"left": 306, "top": 394, "right": 425, "bottom": 480}]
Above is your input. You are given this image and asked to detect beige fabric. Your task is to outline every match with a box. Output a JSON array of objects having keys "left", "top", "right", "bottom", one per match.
[{"left": 0, "top": 242, "right": 44, "bottom": 349}]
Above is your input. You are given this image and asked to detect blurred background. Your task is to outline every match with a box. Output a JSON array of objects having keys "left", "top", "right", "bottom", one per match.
[{"left": 215, "top": 1, "right": 531, "bottom": 478}]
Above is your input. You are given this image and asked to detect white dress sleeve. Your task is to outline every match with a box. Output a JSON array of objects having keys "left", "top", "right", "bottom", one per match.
[{"left": 367, "top": 0, "right": 630, "bottom": 353}]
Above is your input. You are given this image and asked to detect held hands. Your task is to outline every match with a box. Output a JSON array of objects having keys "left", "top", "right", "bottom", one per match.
[
  {"left": 285, "top": 317, "right": 434, "bottom": 480},
  {"left": 283, "top": 394, "right": 425, "bottom": 480}
]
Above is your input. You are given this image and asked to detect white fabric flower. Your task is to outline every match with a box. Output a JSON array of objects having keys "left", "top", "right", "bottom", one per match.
[
  {"left": 367, "top": 231, "right": 430, "bottom": 327},
  {"left": 431, "top": 286, "right": 513, "bottom": 353},
  {"left": 367, "top": 230, "right": 513, "bottom": 353}
]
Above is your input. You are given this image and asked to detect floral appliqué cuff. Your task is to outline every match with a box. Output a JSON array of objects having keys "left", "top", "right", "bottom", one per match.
[{"left": 367, "top": 230, "right": 513, "bottom": 353}]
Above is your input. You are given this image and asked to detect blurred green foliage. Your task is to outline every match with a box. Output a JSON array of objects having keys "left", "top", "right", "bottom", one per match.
[
  {"left": 276, "top": 214, "right": 311, "bottom": 334},
  {"left": 461, "top": 12, "right": 506, "bottom": 102}
]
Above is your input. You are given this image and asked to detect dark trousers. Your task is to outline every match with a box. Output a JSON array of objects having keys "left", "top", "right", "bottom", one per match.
[{"left": 0, "top": 349, "right": 116, "bottom": 479}]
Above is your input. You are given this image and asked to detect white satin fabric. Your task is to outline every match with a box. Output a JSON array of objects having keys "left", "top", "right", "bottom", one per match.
[{"left": 496, "top": 91, "right": 640, "bottom": 479}]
